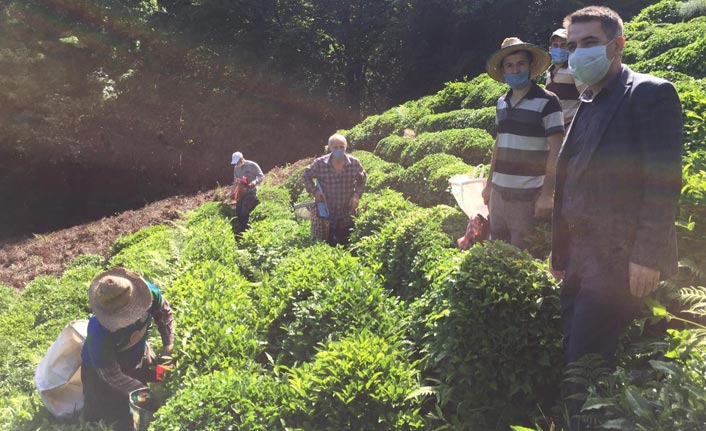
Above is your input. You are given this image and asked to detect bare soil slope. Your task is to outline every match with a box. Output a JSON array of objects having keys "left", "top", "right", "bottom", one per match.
[{"left": 0, "top": 190, "right": 216, "bottom": 290}]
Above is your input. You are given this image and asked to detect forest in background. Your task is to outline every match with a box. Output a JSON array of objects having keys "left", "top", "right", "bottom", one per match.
[{"left": 0, "top": 0, "right": 653, "bottom": 239}]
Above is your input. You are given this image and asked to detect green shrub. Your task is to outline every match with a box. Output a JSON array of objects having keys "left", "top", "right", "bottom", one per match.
[
  {"left": 249, "top": 200, "right": 293, "bottom": 223},
  {"left": 287, "top": 330, "right": 424, "bottom": 431},
  {"left": 632, "top": 0, "right": 681, "bottom": 24},
  {"left": 415, "top": 106, "right": 496, "bottom": 135},
  {"left": 174, "top": 213, "right": 238, "bottom": 265},
  {"left": 461, "top": 74, "right": 507, "bottom": 110},
  {"left": 183, "top": 201, "right": 233, "bottom": 227},
  {"left": 351, "top": 188, "right": 418, "bottom": 242},
  {"left": 109, "top": 224, "right": 178, "bottom": 284},
  {"left": 382, "top": 153, "right": 478, "bottom": 208},
  {"left": 260, "top": 245, "right": 403, "bottom": 365},
  {"left": 281, "top": 164, "right": 308, "bottom": 203},
  {"left": 640, "top": 18, "right": 706, "bottom": 59},
  {"left": 354, "top": 206, "right": 458, "bottom": 299},
  {"left": 425, "top": 80, "right": 477, "bottom": 113},
  {"left": 421, "top": 241, "right": 563, "bottom": 429},
  {"left": 238, "top": 218, "right": 314, "bottom": 272},
  {"left": 672, "top": 76, "right": 706, "bottom": 153},
  {"left": 680, "top": 0, "right": 706, "bottom": 20},
  {"left": 344, "top": 104, "right": 427, "bottom": 151},
  {"left": 398, "top": 128, "right": 493, "bottom": 168},
  {"left": 167, "top": 260, "right": 261, "bottom": 380},
  {"left": 350, "top": 150, "right": 406, "bottom": 193},
  {"left": 109, "top": 224, "right": 172, "bottom": 257},
  {"left": 152, "top": 364, "right": 293, "bottom": 431},
  {"left": 634, "top": 35, "right": 706, "bottom": 78},
  {"left": 0, "top": 284, "right": 17, "bottom": 314},
  {"left": 374, "top": 135, "right": 410, "bottom": 163}
]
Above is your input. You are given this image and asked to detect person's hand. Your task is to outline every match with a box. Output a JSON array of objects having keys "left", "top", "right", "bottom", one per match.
[
  {"left": 349, "top": 195, "right": 360, "bottom": 213},
  {"left": 534, "top": 193, "right": 553, "bottom": 219},
  {"left": 629, "top": 262, "right": 661, "bottom": 298},
  {"left": 481, "top": 184, "right": 491, "bottom": 206},
  {"left": 548, "top": 252, "right": 565, "bottom": 282}
]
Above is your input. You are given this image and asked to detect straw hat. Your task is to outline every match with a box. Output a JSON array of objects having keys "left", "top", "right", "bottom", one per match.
[
  {"left": 89, "top": 267, "right": 152, "bottom": 332},
  {"left": 486, "top": 37, "right": 551, "bottom": 83}
]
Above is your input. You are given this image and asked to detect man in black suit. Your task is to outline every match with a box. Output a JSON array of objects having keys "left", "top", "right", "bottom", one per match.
[{"left": 550, "top": 6, "right": 682, "bottom": 368}]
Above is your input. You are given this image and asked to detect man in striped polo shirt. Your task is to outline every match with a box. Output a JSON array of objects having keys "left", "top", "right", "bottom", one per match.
[
  {"left": 546, "top": 28, "right": 587, "bottom": 127},
  {"left": 481, "top": 37, "right": 565, "bottom": 251}
]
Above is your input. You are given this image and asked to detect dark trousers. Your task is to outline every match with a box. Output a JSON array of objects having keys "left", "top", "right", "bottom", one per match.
[
  {"left": 560, "top": 239, "right": 640, "bottom": 428},
  {"left": 82, "top": 349, "right": 155, "bottom": 431},
  {"left": 327, "top": 218, "right": 353, "bottom": 247},
  {"left": 235, "top": 192, "right": 259, "bottom": 233}
]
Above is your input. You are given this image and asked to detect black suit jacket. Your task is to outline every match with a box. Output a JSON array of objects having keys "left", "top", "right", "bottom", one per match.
[{"left": 552, "top": 65, "right": 682, "bottom": 278}]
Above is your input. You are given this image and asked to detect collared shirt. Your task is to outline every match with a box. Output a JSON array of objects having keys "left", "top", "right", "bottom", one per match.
[
  {"left": 546, "top": 64, "right": 586, "bottom": 127},
  {"left": 81, "top": 281, "right": 175, "bottom": 394},
  {"left": 492, "top": 82, "right": 564, "bottom": 196},
  {"left": 302, "top": 153, "right": 366, "bottom": 221},
  {"left": 560, "top": 68, "right": 624, "bottom": 231},
  {"left": 233, "top": 160, "right": 265, "bottom": 193}
]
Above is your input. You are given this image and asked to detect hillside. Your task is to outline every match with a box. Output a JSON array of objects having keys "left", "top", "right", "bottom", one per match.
[{"left": 2, "top": 1, "right": 706, "bottom": 431}]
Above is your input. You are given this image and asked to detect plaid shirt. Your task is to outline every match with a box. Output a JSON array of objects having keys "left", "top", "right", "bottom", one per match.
[{"left": 302, "top": 153, "right": 366, "bottom": 222}]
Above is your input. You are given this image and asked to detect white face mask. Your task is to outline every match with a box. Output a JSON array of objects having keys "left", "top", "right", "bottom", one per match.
[{"left": 568, "top": 39, "right": 616, "bottom": 85}]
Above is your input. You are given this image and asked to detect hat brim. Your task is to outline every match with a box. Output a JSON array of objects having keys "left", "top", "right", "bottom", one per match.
[
  {"left": 89, "top": 267, "right": 152, "bottom": 332},
  {"left": 486, "top": 43, "right": 551, "bottom": 83}
]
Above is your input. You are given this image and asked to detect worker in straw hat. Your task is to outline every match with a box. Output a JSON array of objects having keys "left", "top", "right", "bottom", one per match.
[
  {"left": 481, "top": 36, "right": 565, "bottom": 252},
  {"left": 81, "top": 267, "right": 174, "bottom": 430}
]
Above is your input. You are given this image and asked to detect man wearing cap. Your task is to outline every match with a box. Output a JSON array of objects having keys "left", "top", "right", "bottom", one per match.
[
  {"left": 81, "top": 267, "right": 175, "bottom": 430},
  {"left": 230, "top": 151, "right": 265, "bottom": 234},
  {"left": 302, "top": 133, "right": 366, "bottom": 246},
  {"left": 550, "top": 6, "right": 682, "bottom": 411},
  {"left": 546, "top": 28, "right": 586, "bottom": 128},
  {"left": 481, "top": 37, "right": 565, "bottom": 251}
]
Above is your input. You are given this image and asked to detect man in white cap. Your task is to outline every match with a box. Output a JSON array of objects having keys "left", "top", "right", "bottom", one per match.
[
  {"left": 230, "top": 151, "right": 264, "bottom": 234},
  {"left": 481, "top": 37, "right": 565, "bottom": 251},
  {"left": 81, "top": 267, "right": 174, "bottom": 430},
  {"left": 546, "top": 28, "right": 586, "bottom": 127}
]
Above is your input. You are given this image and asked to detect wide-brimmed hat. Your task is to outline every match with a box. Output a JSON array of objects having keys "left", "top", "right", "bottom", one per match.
[
  {"left": 88, "top": 267, "right": 152, "bottom": 331},
  {"left": 486, "top": 37, "right": 551, "bottom": 83},
  {"left": 550, "top": 28, "right": 567, "bottom": 43},
  {"left": 231, "top": 151, "right": 243, "bottom": 165}
]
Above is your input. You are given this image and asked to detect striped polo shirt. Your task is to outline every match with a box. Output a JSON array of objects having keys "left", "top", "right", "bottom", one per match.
[
  {"left": 546, "top": 65, "right": 585, "bottom": 127},
  {"left": 492, "top": 82, "right": 564, "bottom": 195}
]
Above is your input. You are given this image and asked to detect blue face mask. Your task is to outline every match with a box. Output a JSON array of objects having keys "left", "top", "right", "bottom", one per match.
[
  {"left": 503, "top": 71, "right": 530, "bottom": 89},
  {"left": 331, "top": 149, "right": 346, "bottom": 159},
  {"left": 568, "top": 40, "right": 615, "bottom": 85},
  {"left": 550, "top": 47, "right": 569, "bottom": 64}
]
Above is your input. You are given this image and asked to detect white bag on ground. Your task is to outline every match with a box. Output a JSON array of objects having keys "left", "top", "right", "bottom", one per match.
[
  {"left": 449, "top": 175, "right": 489, "bottom": 218},
  {"left": 35, "top": 319, "right": 88, "bottom": 418}
]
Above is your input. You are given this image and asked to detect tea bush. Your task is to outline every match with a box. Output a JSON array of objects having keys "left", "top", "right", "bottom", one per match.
[
  {"left": 425, "top": 80, "right": 477, "bottom": 113},
  {"left": 374, "top": 134, "right": 410, "bottom": 163},
  {"left": 350, "top": 150, "right": 405, "bottom": 193},
  {"left": 259, "top": 244, "right": 403, "bottom": 365},
  {"left": 354, "top": 205, "right": 459, "bottom": 299},
  {"left": 415, "top": 106, "right": 496, "bottom": 135},
  {"left": 422, "top": 241, "right": 563, "bottom": 429},
  {"left": 173, "top": 212, "right": 238, "bottom": 266},
  {"left": 632, "top": 0, "right": 681, "bottom": 24},
  {"left": 238, "top": 218, "right": 314, "bottom": 272},
  {"left": 109, "top": 224, "right": 178, "bottom": 285},
  {"left": 634, "top": 35, "right": 706, "bottom": 78},
  {"left": 183, "top": 201, "right": 233, "bottom": 227},
  {"left": 383, "top": 153, "right": 476, "bottom": 208},
  {"left": 109, "top": 224, "right": 172, "bottom": 257},
  {"left": 287, "top": 330, "right": 425, "bottom": 431},
  {"left": 398, "top": 128, "right": 493, "bottom": 168},
  {"left": 281, "top": 164, "right": 308, "bottom": 202},
  {"left": 343, "top": 103, "right": 428, "bottom": 151},
  {"left": 249, "top": 185, "right": 292, "bottom": 223},
  {"left": 152, "top": 364, "right": 293, "bottom": 431},
  {"left": 0, "top": 284, "right": 17, "bottom": 313},
  {"left": 460, "top": 74, "right": 507, "bottom": 110},
  {"left": 640, "top": 17, "right": 706, "bottom": 59},
  {"left": 167, "top": 260, "right": 262, "bottom": 380},
  {"left": 350, "top": 188, "right": 418, "bottom": 242}
]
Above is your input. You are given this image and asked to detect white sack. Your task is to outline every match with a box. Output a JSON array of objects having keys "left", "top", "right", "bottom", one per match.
[{"left": 449, "top": 175, "right": 489, "bottom": 219}]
